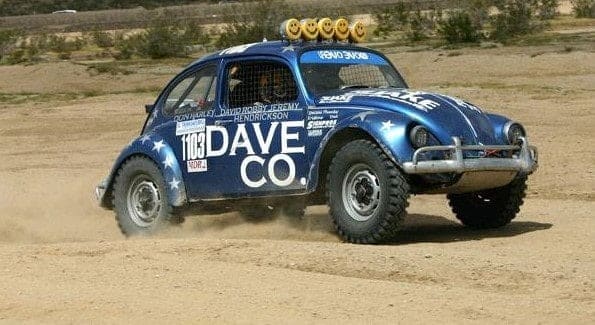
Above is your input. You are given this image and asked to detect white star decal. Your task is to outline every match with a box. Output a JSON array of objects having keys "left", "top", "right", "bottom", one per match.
[
  {"left": 381, "top": 120, "right": 394, "bottom": 131},
  {"left": 352, "top": 111, "right": 375, "bottom": 122},
  {"left": 281, "top": 44, "right": 296, "bottom": 52},
  {"left": 140, "top": 134, "right": 151, "bottom": 144},
  {"left": 169, "top": 177, "right": 180, "bottom": 190},
  {"left": 162, "top": 155, "right": 174, "bottom": 170},
  {"left": 152, "top": 140, "right": 165, "bottom": 153}
]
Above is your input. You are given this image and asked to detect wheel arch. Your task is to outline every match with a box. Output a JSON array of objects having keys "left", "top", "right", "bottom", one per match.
[
  {"left": 100, "top": 140, "right": 187, "bottom": 209},
  {"left": 308, "top": 126, "right": 404, "bottom": 202}
]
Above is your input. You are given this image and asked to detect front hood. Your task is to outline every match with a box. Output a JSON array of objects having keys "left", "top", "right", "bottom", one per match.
[{"left": 317, "top": 88, "right": 498, "bottom": 145}]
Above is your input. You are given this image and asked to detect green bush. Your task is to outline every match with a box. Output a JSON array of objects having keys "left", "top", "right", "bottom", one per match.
[
  {"left": 5, "top": 48, "right": 26, "bottom": 64},
  {"left": 0, "top": 29, "right": 20, "bottom": 61},
  {"left": 92, "top": 31, "right": 115, "bottom": 48},
  {"left": 372, "top": 3, "right": 441, "bottom": 43},
  {"left": 462, "top": 0, "right": 493, "bottom": 27},
  {"left": 537, "top": 0, "right": 559, "bottom": 19},
  {"left": 47, "top": 34, "right": 85, "bottom": 53},
  {"left": 143, "top": 21, "right": 187, "bottom": 59},
  {"left": 216, "top": 0, "right": 291, "bottom": 48},
  {"left": 571, "top": 0, "right": 595, "bottom": 17},
  {"left": 112, "top": 17, "right": 209, "bottom": 60},
  {"left": 373, "top": 2, "right": 410, "bottom": 38},
  {"left": 491, "top": 0, "right": 542, "bottom": 41},
  {"left": 114, "top": 32, "right": 143, "bottom": 60},
  {"left": 406, "top": 9, "right": 439, "bottom": 42},
  {"left": 438, "top": 10, "right": 482, "bottom": 43}
]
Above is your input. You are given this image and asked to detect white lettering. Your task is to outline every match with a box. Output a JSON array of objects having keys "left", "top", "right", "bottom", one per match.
[
  {"left": 253, "top": 122, "right": 278, "bottom": 155},
  {"left": 268, "top": 154, "right": 295, "bottom": 187},
  {"left": 229, "top": 124, "right": 255, "bottom": 156},
  {"left": 206, "top": 125, "right": 229, "bottom": 157},
  {"left": 240, "top": 156, "right": 266, "bottom": 188},
  {"left": 281, "top": 120, "right": 305, "bottom": 154}
]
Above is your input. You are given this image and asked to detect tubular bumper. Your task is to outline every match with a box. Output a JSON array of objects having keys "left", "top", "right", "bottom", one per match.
[{"left": 402, "top": 137, "right": 538, "bottom": 174}]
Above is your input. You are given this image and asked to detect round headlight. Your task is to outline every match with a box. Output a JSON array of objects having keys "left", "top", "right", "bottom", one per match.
[
  {"left": 505, "top": 122, "right": 526, "bottom": 145},
  {"left": 410, "top": 125, "right": 429, "bottom": 148}
]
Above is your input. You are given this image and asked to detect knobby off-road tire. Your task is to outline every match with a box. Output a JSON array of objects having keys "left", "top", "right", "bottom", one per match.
[
  {"left": 113, "top": 156, "right": 174, "bottom": 236},
  {"left": 327, "top": 140, "right": 410, "bottom": 244},
  {"left": 447, "top": 176, "right": 528, "bottom": 229}
]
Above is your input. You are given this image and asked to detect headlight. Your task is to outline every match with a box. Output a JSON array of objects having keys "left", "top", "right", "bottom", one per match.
[
  {"left": 410, "top": 125, "right": 429, "bottom": 148},
  {"left": 504, "top": 122, "right": 526, "bottom": 145}
]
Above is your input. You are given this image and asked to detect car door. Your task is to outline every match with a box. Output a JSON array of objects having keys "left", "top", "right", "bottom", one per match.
[
  {"left": 202, "top": 57, "right": 309, "bottom": 198},
  {"left": 155, "top": 64, "right": 219, "bottom": 199}
]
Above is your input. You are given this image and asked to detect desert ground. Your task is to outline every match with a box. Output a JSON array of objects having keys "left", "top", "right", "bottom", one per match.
[{"left": 0, "top": 40, "right": 594, "bottom": 323}]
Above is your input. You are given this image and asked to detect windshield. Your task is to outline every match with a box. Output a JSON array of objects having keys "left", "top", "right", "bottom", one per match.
[{"left": 300, "top": 49, "right": 406, "bottom": 97}]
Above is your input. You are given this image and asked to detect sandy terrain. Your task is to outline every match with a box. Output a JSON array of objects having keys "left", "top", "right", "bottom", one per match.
[{"left": 0, "top": 42, "right": 594, "bottom": 323}]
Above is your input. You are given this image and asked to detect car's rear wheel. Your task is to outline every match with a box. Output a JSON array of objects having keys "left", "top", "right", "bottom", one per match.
[
  {"left": 448, "top": 176, "right": 527, "bottom": 229},
  {"left": 327, "top": 140, "right": 409, "bottom": 244},
  {"left": 113, "top": 156, "right": 174, "bottom": 236}
]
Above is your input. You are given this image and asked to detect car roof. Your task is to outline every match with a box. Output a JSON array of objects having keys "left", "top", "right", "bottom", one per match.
[{"left": 189, "top": 40, "right": 374, "bottom": 68}]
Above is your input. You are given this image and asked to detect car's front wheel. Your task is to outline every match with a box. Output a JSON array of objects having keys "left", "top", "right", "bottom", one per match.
[
  {"left": 113, "top": 156, "right": 174, "bottom": 236},
  {"left": 448, "top": 176, "right": 527, "bottom": 229},
  {"left": 327, "top": 140, "right": 410, "bottom": 244}
]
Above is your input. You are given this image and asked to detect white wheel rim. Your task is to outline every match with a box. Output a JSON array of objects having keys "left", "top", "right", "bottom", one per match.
[
  {"left": 127, "top": 175, "right": 162, "bottom": 228},
  {"left": 341, "top": 163, "right": 381, "bottom": 222}
]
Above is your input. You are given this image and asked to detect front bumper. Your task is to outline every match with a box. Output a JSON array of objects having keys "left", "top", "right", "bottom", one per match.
[{"left": 402, "top": 137, "right": 538, "bottom": 174}]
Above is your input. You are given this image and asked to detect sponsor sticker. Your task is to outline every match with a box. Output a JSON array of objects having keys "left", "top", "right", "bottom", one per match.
[
  {"left": 307, "top": 120, "right": 337, "bottom": 129},
  {"left": 187, "top": 159, "right": 208, "bottom": 173},
  {"left": 319, "top": 90, "right": 440, "bottom": 112},
  {"left": 317, "top": 50, "right": 369, "bottom": 60},
  {"left": 308, "top": 129, "right": 323, "bottom": 137},
  {"left": 176, "top": 119, "right": 206, "bottom": 136}
]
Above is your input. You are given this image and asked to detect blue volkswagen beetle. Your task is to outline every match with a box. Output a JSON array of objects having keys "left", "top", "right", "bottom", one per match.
[{"left": 96, "top": 39, "right": 538, "bottom": 243}]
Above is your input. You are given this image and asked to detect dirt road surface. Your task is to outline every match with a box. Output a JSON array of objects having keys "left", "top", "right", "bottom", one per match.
[{"left": 0, "top": 44, "right": 593, "bottom": 323}]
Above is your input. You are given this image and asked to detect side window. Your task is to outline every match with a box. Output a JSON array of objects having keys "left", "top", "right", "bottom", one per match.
[
  {"left": 226, "top": 61, "right": 297, "bottom": 108},
  {"left": 164, "top": 65, "right": 217, "bottom": 116}
]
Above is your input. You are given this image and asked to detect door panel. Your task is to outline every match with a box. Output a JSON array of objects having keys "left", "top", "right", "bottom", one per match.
[{"left": 195, "top": 59, "right": 309, "bottom": 199}]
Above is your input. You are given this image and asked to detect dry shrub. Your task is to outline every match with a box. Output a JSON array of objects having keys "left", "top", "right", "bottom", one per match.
[{"left": 571, "top": 0, "right": 595, "bottom": 17}]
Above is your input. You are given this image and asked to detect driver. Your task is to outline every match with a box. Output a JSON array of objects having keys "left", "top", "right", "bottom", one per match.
[{"left": 257, "top": 68, "right": 295, "bottom": 104}]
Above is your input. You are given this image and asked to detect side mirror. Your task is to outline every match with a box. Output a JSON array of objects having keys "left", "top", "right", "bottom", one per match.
[{"left": 145, "top": 104, "right": 154, "bottom": 114}]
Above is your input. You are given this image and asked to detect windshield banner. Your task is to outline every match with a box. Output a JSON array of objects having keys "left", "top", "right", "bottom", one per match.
[{"left": 300, "top": 50, "right": 389, "bottom": 65}]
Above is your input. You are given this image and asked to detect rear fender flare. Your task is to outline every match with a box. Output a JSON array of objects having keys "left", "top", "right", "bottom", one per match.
[{"left": 103, "top": 135, "right": 187, "bottom": 207}]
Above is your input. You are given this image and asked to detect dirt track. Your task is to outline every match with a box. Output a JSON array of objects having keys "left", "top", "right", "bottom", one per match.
[{"left": 0, "top": 44, "right": 594, "bottom": 323}]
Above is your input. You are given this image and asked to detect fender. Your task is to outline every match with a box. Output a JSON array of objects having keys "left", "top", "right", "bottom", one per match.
[
  {"left": 101, "top": 133, "right": 187, "bottom": 208},
  {"left": 306, "top": 108, "right": 415, "bottom": 192},
  {"left": 486, "top": 113, "right": 513, "bottom": 145}
]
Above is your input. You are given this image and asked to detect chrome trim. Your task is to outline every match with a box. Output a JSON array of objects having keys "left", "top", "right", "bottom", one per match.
[
  {"left": 402, "top": 137, "right": 538, "bottom": 174},
  {"left": 503, "top": 120, "right": 525, "bottom": 144}
]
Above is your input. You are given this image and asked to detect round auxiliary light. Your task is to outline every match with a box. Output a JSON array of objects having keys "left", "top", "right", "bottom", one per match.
[
  {"left": 410, "top": 125, "right": 429, "bottom": 149},
  {"left": 349, "top": 20, "right": 366, "bottom": 43},
  {"left": 280, "top": 18, "right": 302, "bottom": 41},
  {"left": 334, "top": 18, "right": 350, "bottom": 41},
  {"left": 300, "top": 18, "right": 319, "bottom": 41},
  {"left": 505, "top": 122, "right": 526, "bottom": 145},
  {"left": 318, "top": 17, "right": 335, "bottom": 40}
]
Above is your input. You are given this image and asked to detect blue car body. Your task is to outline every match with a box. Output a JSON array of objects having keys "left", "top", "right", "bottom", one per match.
[{"left": 96, "top": 40, "right": 537, "bottom": 210}]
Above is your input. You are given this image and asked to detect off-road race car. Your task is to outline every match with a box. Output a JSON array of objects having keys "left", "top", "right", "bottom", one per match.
[{"left": 96, "top": 19, "right": 538, "bottom": 244}]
